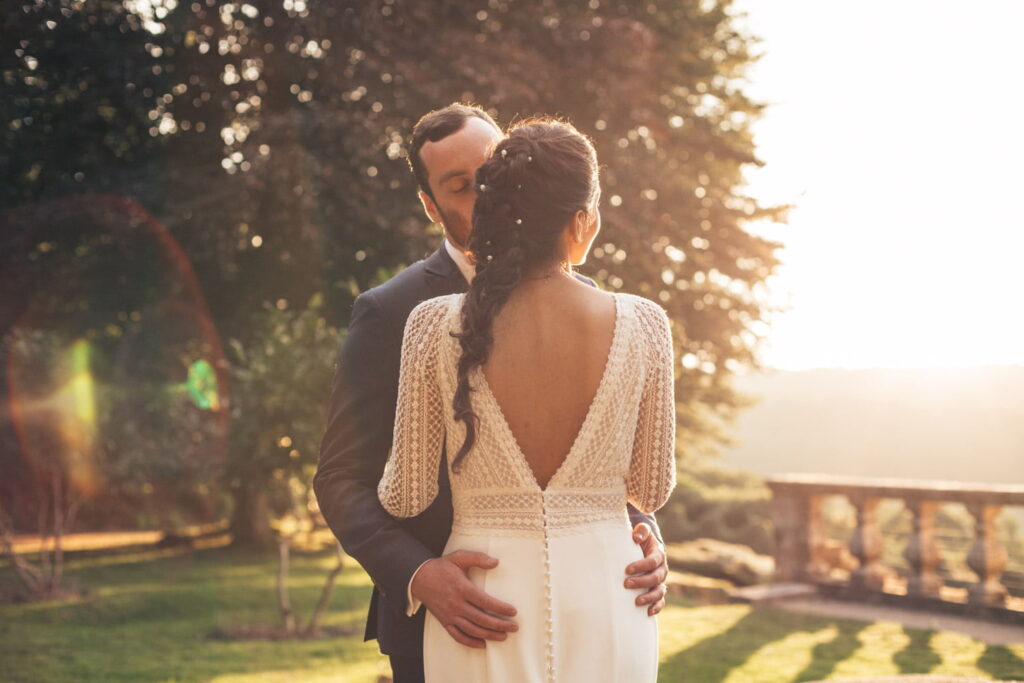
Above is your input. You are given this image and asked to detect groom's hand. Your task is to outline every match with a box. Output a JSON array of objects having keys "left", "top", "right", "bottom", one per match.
[
  {"left": 625, "top": 522, "right": 669, "bottom": 616},
  {"left": 411, "top": 550, "right": 519, "bottom": 649}
]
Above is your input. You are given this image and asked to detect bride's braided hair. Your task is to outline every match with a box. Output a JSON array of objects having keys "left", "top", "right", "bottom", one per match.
[{"left": 450, "top": 117, "right": 599, "bottom": 472}]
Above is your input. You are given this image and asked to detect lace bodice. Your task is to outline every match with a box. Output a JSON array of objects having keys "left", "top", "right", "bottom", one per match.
[{"left": 378, "top": 291, "right": 676, "bottom": 534}]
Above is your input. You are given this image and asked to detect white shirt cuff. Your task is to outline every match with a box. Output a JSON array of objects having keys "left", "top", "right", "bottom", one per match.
[{"left": 406, "top": 559, "right": 432, "bottom": 616}]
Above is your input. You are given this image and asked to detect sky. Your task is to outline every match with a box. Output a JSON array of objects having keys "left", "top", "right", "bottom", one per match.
[{"left": 728, "top": 0, "right": 1024, "bottom": 371}]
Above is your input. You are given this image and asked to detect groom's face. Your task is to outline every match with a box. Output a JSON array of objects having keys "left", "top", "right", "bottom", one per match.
[{"left": 418, "top": 117, "right": 502, "bottom": 250}]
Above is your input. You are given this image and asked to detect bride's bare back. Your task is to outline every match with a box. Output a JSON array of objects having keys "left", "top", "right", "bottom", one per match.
[{"left": 481, "top": 277, "right": 617, "bottom": 490}]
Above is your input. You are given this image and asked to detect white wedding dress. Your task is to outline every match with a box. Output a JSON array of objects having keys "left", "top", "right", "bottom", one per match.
[{"left": 378, "top": 291, "right": 677, "bottom": 683}]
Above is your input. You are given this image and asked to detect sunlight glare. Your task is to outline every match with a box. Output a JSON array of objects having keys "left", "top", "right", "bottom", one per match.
[{"left": 730, "top": 0, "right": 1024, "bottom": 371}]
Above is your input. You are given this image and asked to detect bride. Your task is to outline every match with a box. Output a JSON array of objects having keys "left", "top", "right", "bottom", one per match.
[{"left": 378, "top": 118, "right": 677, "bottom": 682}]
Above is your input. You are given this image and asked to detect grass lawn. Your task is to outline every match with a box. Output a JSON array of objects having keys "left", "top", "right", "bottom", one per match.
[{"left": 2, "top": 545, "right": 1022, "bottom": 682}]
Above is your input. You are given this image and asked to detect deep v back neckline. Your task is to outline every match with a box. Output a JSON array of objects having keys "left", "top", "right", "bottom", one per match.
[{"left": 474, "top": 292, "right": 624, "bottom": 493}]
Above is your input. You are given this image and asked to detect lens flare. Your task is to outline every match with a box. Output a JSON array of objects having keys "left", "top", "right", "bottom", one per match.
[
  {"left": 7, "top": 336, "right": 101, "bottom": 498},
  {"left": 3, "top": 193, "right": 228, "bottom": 513},
  {"left": 179, "top": 358, "right": 220, "bottom": 411},
  {"left": 62, "top": 339, "right": 100, "bottom": 496}
]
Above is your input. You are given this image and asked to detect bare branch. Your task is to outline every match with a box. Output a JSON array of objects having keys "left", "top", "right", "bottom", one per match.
[
  {"left": 0, "top": 507, "right": 44, "bottom": 595},
  {"left": 304, "top": 540, "right": 345, "bottom": 636},
  {"left": 276, "top": 536, "right": 296, "bottom": 633}
]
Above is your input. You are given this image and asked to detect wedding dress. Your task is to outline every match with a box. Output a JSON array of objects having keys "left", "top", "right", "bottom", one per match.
[{"left": 378, "top": 291, "right": 677, "bottom": 683}]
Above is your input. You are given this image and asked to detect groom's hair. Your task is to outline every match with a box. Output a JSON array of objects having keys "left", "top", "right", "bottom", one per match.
[{"left": 407, "top": 103, "right": 500, "bottom": 201}]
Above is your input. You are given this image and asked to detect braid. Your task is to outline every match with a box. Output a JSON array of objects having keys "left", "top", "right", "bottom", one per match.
[{"left": 449, "top": 119, "right": 598, "bottom": 473}]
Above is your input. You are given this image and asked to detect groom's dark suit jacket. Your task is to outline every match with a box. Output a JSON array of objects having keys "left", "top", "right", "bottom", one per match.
[{"left": 313, "top": 244, "right": 662, "bottom": 658}]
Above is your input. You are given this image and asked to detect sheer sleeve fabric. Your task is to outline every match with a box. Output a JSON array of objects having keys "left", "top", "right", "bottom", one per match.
[
  {"left": 378, "top": 297, "right": 448, "bottom": 518},
  {"left": 627, "top": 299, "right": 677, "bottom": 514}
]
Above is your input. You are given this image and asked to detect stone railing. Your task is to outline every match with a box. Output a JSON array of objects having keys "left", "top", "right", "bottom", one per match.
[{"left": 767, "top": 474, "right": 1024, "bottom": 621}]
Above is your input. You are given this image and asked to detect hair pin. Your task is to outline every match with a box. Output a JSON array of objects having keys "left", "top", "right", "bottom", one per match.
[
  {"left": 500, "top": 149, "right": 507, "bottom": 158},
  {"left": 515, "top": 218, "right": 522, "bottom": 225},
  {"left": 478, "top": 183, "right": 486, "bottom": 191},
  {"left": 527, "top": 155, "right": 533, "bottom": 162},
  {"left": 486, "top": 254, "right": 493, "bottom": 261}
]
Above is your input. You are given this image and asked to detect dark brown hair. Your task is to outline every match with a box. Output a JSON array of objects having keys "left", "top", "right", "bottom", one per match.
[
  {"left": 450, "top": 118, "right": 599, "bottom": 472},
  {"left": 407, "top": 103, "right": 500, "bottom": 201}
]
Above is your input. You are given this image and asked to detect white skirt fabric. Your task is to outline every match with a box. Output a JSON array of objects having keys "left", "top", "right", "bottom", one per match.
[{"left": 422, "top": 515, "right": 659, "bottom": 683}]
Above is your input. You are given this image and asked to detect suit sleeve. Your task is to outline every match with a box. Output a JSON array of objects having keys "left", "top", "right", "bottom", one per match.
[
  {"left": 378, "top": 299, "right": 446, "bottom": 518},
  {"left": 313, "top": 291, "right": 436, "bottom": 614},
  {"left": 627, "top": 301, "right": 678, "bottom": 515},
  {"left": 627, "top": 503, "right": 664, "bottom": 545}
]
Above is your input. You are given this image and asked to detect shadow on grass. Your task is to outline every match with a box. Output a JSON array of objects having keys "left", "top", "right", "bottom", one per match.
[
  {"left": 893, "top": 625, "right": 941, "bottom": 674},
  {"left": 657, "top": 602, "right": 1023, "bottom": 683},
  {"left": 659, "top": 610, "right": 794, "bottom": 683},
  {"left": 658, "top": 608, "right": 844, "bottom": 682},
  {"left": 792, "top": 618, "right": 869, "bottom": 682},
  {"left": 977, "top": 643, "right": 1024, "bottom": 680}
]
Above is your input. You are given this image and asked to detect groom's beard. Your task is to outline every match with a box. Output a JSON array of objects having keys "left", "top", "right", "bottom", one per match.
[{"left": 436, "top": 203, "right": 471, "bottom": 251}]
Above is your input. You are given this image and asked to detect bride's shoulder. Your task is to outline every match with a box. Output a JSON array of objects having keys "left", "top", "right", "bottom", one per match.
[
  {"left": 406, "top": 292, "right": 463, "bottom": 328},
  {"left": 410, "top": 291, "right": 463, "bottom": 312},
  {"left": 615, "top": 292, "right": 668, "bottom": 319},
  {"left": 615, "top": 292, "right": 673, "bottom": 341}
]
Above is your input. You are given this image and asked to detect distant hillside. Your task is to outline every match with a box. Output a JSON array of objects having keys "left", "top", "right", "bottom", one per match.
[{"left": 721, "top": 365, "right": 1024, "bottom": 485}]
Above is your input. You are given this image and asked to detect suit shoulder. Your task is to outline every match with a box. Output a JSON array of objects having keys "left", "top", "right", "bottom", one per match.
[
  {"left": 356, "top": 257, "right": 432, "bottom": 311},
  {"left": 572, "top": 271, "right": 598, "bottom": 288},
  {"left": 352, "top": 257, "right": 440, "bottom": 336}
]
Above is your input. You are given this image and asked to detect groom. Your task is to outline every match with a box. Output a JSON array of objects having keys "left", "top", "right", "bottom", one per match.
[{"left": 314, "top": 103, "right": 669, "bottom": 682}]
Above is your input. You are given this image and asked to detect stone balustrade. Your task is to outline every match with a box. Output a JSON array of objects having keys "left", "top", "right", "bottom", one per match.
[{"left": 767, "top": 474, "right": 1024, "bottom": 621}]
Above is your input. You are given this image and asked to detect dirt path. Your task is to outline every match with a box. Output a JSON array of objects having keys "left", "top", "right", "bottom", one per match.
[{"left": 10, "top": 530, "right": 164, "bottom": 554}]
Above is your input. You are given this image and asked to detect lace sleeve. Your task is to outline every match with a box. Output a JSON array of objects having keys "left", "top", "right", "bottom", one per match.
[
  {"left": 627, "top": 300, "right": 677, "bottom": 514},
  {"left": 378, "top": 297, "right": 447, "bottom": 518}
]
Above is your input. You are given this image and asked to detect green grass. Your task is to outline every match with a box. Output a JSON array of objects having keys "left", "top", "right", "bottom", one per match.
[{"left": 2, "top": 546, "right": 1022, "bottom": 682}]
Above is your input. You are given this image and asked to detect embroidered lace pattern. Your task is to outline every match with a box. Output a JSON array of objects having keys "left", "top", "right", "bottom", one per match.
[{"left": 378, "top": 291, "right": 677, "bottom": 532}]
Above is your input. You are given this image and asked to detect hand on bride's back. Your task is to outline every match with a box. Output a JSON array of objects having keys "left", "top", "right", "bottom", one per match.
[{"left": 411, "top": 550, "right": 519, "bottom": 649}]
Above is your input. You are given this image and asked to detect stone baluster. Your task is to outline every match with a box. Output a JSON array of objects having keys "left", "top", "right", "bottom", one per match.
[
  {"left": 965, "top": 503, "right": 1008, "bottom": 606},
  {"left": 903, "top": 498, "right": 942, "bottom": 598},
  {"left": 771, "top": 488, "right": 810, "bottom": 582},
  {"left": 805, "top": 495, "right": 831, "bottom": 581},
  {"left": 847, "top": 493, "right": 887, "bottom": 592}
]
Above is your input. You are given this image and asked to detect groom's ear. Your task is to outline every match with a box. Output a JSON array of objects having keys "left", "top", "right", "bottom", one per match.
[{"left": 418, "top": 190, "right": 443, "bottom": 226}]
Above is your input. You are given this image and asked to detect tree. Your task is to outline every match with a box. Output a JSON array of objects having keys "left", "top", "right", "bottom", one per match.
[
  {"left": 224, "top": 293, "right": 340, "bottom": 547},
  {"left": 3, "top": 0, "right": 790, "bottom": 537},
  {"left": 0, "top": 0, "right": 169, "bottom": 212}
]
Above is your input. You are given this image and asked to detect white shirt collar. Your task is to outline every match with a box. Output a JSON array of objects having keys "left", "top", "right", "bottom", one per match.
[{"left": 443, "top": 237, "right": 476, "bottom": 285}]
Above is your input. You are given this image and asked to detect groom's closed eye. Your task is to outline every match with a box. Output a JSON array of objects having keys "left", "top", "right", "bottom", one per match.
[{"left": 446, "top": 178, "right": 471, "bottom": 194}]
